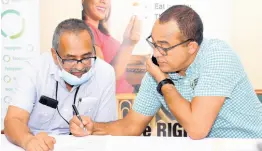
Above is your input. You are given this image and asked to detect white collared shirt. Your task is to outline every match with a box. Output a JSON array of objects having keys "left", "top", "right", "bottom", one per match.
[{"left": 10, "top": 52, "right": 117, "bottom": 135}]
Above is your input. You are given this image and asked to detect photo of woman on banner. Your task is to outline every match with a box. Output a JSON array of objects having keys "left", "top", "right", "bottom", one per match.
[{"left": 81, "top": 0, "right": 142, "bottom": 93}]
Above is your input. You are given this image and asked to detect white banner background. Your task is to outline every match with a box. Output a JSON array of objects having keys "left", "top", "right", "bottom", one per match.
[
  {"left": 1, "top": 0, "right": 40, "bottom": 129},
  {"left": 108, "top": 0, "right": 232, "bottom": 55}
]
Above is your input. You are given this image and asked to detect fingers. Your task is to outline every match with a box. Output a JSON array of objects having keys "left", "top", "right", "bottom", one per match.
[
  {"left": 124, "top": 16, "right": 135, "bottom": 37},
  {"left": 70, "top": 116, "right": 93, "bottom": 137},
  {"left": 70, "top": 115, "right": 83, "bottom": 128},
  {"left": 38, "top": 139, "right": 49, "bottom": 151},
  {"left": 27, "top": 138, "right": 46, "bottom": 151},
  {"left": 146, "top": 57, "right": 153, "bottom": 69},
  {"left": 25, "top": 141, "right": 38, "bottom": 151},
  {"left": 36, "top": 132, "right": 49, "bottom": 151},
  {"left": 84, "top": 121, "right": 94, "bottom": 135},
  {"left": 70, "top": 121, "right": 88, "bottom": 137},
  {"left": 51, "top": 137, "right": 56, "bottom": 144},
  {"left": 34, "top": 132, "right": 55, "bottom": 151},
  {"left": 43, "top": 136, "right": 55, "bottom": 150},
  {"left": 130, "top": 16, "right": 141, "bottom": 38},
  {"left": 81, "top": 116, "right": 92, "bottom": 125},
  {"left": 26, "top": 134, "right": 55, "bottom": 151},
  {"left": 124, "top": 16, "right": 141, "bottom": 45},
  {"left": 34, "top": 144, "right": 43, "bottom": 151},
  {"left": 81, "top": 116, "right": 94, "bottom": 135}
]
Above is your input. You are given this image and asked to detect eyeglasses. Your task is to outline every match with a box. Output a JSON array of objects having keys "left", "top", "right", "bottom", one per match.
[
  {"left": 146, "top": 35, "right": 193, "bottom": 56},
  {"left": 55, "top": 51, "right": 96, "bottom": 68}
]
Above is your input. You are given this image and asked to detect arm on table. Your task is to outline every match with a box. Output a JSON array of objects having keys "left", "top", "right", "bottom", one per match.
[
  {"left": 4, "top": 106, "right": 34, "bottom": 149},
  {"left": 4, "top": 59, "right": 56, "bottom": 150},
  {"left": 70, "top": 109, "right": 153, "bottom": 136}
]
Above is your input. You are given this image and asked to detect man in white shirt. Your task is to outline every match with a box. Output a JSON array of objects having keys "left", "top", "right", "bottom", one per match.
[{"left": 4, "top": 18, "right": 117, "bottom": 151}]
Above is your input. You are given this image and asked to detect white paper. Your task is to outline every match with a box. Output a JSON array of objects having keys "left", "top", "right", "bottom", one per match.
[{"left": 53, "top": 135, "right": 111, "bottom": 151}]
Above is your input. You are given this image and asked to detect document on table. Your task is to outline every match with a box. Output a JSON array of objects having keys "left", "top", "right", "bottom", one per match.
[{"left": 53, "top": 135, "right": 111, "bottom": 151}]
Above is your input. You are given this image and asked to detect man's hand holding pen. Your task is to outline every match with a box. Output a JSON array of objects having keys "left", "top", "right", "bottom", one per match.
[
  {"left": 69, "top": 115, "right": 94, "bottom": 137},
  {"left": 70, "top": 105, "right": 94, "bottom": 137}
]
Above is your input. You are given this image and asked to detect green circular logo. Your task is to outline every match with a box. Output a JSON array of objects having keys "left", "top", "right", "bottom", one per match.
[
  {"left": 1, "top": 9, "right": 25, "bottom": 39},
  {"left": 3, "top": 55, "right": 11, "bottom": 62},
  {"left": 3, "top": 75, "right": 12, "bottom": 83}
]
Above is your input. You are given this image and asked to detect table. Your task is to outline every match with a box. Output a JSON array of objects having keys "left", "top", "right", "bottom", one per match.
[{"left": 1, "top": 134, "right": 262, "bottom": 151}]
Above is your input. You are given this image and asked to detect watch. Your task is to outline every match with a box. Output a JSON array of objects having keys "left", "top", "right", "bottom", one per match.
[{"left": 157, "top": 78, "right": 174, "bottom": 95}]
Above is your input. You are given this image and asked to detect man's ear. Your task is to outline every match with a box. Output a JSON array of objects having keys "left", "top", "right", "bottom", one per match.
[
  {"left": 188, "top": 41, "right": 199, "bottom": 55},
  {"left": 51, "top": 48, "right": 58, "bottom": 65}
]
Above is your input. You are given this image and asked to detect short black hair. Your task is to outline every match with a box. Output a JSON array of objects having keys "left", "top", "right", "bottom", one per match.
[
  {"left": 159, "top": 5, "right": 203, "bottom": 45},
  {"left": 52, "top": 18, "right": 94, "bottom": 51}
]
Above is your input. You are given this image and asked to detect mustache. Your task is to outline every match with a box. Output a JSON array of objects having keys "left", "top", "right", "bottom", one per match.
[{"left": 70, "top": 67, "right": 89, "bottom": 73}]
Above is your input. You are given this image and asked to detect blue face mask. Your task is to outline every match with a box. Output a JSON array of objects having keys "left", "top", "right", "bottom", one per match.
[{"left": 57, "top": 58, "right": 95, "bottom": 86}]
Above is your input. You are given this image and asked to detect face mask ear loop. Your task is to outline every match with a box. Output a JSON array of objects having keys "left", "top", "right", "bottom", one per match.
[{"left": 56, "top": 55, "right": 65, "bottom": 71}]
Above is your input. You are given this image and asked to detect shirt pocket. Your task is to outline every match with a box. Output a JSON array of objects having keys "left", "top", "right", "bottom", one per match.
[
  {"left": 77, "top": 97, "right": 98, "bottom": 117},
  {"left": 31, "top": 103, "right": 56, "bottom": 129}
]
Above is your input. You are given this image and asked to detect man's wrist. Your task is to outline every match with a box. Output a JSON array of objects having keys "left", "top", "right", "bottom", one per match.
[
  {"left": 21, "top": 134, "right": 34, "bottom": 149},
  {"left": 161, "top": 83, "right": 175, "bottom": 93},
  {"left": 157, "top": 78, "right": 174, "bottom": 95},
  {"left": 93, "top": 122, "right": 110, "bottom": 135},
  {"left": 156, "top": 75, "right": 167, "bottom": 84}
]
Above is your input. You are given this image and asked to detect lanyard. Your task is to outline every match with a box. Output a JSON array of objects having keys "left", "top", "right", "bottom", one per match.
[
  {"left": 55, "top": 81, "right": 80, "bottom": 105},
  {"left": 55, "top": 81, "right": 80, "bottom": 125}
]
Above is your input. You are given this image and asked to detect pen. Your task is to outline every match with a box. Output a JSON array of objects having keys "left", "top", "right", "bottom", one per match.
[{"left": 72, "top": 104, "right": 86, "bottom": 131}]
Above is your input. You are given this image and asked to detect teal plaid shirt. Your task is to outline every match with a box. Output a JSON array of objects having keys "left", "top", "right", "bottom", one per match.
[{"left": 133, "top": 38, "right": 262, "bottom": 138}]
